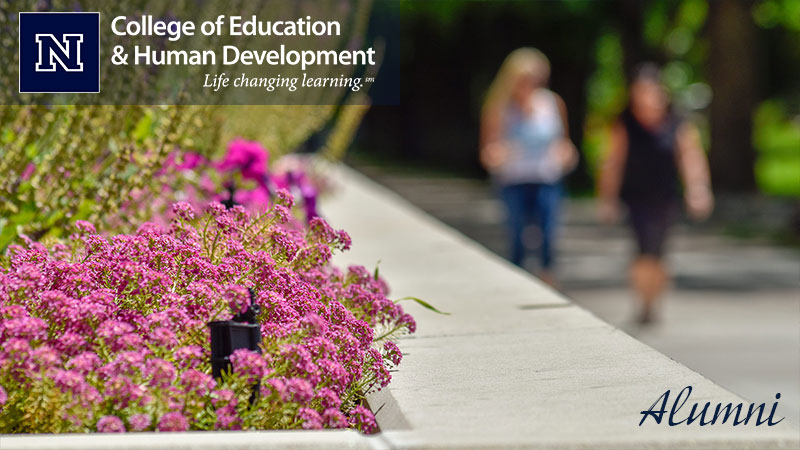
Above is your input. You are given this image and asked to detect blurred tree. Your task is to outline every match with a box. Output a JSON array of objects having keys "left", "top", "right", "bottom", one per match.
[
  {"left": 614, "top": 0, "right": 647, "bottom": 78},
  {"left": 708, "top": 0, "right": 759, "bottom": 192}
]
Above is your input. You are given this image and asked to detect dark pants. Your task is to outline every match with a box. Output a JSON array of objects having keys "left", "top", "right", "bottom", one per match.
[
  {"left": 626, "top": 200, "right": 677, "bottom": 258},
  {"left": 500, "top": 183, "right": 562, "bottom": 269}
]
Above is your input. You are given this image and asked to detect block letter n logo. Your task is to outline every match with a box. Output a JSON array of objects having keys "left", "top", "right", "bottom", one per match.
[{"left": 35, "top": 34, "right": 84, "bottom": 72}]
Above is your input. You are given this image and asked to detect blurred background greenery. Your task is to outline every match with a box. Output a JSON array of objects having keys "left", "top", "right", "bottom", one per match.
[
  {"left": 356, "top": 0, "right": 800, "bottom": 198},
  {"left": 0, "top": 0, "right": 373, "bottom": 250},
  {"left": 3, "top": 0, "right": 799, "bottom": 250}
]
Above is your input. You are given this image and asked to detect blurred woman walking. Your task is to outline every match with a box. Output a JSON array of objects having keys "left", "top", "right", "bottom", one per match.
[
  {"left": 599, "top": 64, "right": 714, "bottom": 324},
  {"left": 481, "top": 48, "right": 577, "bottom": 286}
]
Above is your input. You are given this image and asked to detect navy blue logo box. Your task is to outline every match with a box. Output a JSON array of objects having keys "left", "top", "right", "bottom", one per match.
[{"left": 19, "top": 12, "right": 100, "bottom": 93}]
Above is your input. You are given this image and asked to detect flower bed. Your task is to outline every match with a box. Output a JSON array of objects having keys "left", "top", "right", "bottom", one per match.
[
  {"left": 157, "top": 139, "right": 329, "bottom": 223},
  {"left": 0, "top": 192, "right": 415, "bottom": 433}
]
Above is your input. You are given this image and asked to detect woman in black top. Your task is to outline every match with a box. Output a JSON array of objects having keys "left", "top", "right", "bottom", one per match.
[{"left": 599, "top": 64, "right": 713, "bottom": 324}]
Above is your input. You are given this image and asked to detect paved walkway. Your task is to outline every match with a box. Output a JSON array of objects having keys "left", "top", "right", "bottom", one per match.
[{"left": 353, "top": 164, "right": 800, "bottom": 426}]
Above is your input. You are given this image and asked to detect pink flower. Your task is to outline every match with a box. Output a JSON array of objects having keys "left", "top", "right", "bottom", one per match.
[
  {"left": 66, "top": 352, "right": 101, "bottom": 375},
  {"left": 180, "top": 369, "right": 215, "bottom": 395},
  {"left": 215, "top": 405, "right": 241, "bottom": 430},
  {"left": 74, "top": 220, "right": 97, "bottom": 235},
  {"left": 0, "top": 316, "right": 48, "bottom": 342},
  {"left": 323, "top": 408, "right": 349, "bottom": 428},
  {"left": 53, "top": 332, "right": 87, "bottom": 356},
  {"left": 144, "top": 358, "right": 176, "bottom": 388},
  {"left": 271, "top": 205, "right": 291, "bottom": 224},
  {"left": 383, "top": 341, "right": 402, "bottom": 366},
  {"left": 172, "top": 202, "right": 195, "bottom": 221},
  {"left": 308, "top": 217, "right": 336, "bottom": 243},
  {"left": 217, "top": 138, "right": 269, "bottom": 182},
  {"left": 233, "top": 187, "right": 271, "bottom": 210},
  {"left": 299, "top": 313, "right": 328, "bottom": 336},
  {"left": 206, "top": 202, "right": 226, "bottom": 217},
  {"left": 171, "top": 152, "right": 206, "bottom": 171},
  {"left": 157, "top": 412, "right": 189, "bottom": 432},
  {"left": 285, "top": 378, "right": 314, "bottom": 403},
  {"left": 53, "top": 369, "right": 88, "bottom": 394},
  {"left": 128, "top": 413, "right": 151, "bottom": 432},
  {"left": 0, "top": 197, "right": 414, "bottom": 433},
  {"left": 400, "top": 313, "right": 417, "bottom": 334},
  {"left": 336, "top": 230, "right": 352, "bottom": 251},
  {"left": 149, "top": 327, "right": 177, "bottom": 349},
  {"left": 264, "top": 379, "right": 286, "bottom": 401},
  {"left": 96, "top": 320, "right": 134, "bottom": 342},
  {"left": 224, "top": 285, "right": 250, "bottom": 315},
  {"left": 104, "top": 376, "right": 147, "bottom": 408},
  {"left": 20, "top": 163, "right": 35, "bottom": 181},
  {"left": 316, "top": 387, "right": 341, "bottom": 410},
  {"left": 298, "top": 407, "right": 323, "bottom": 429},
  {"left": 30, "top": 345, "right": 59, "bottom": 370},
  {"left": 275, "top": 188, "right": 294, "bottom": 208},
  {"left": 212, "top": 389, "right": 237, "bottom": 408},
  {"left": 348, "top": 405, "right": 377, "bottom": 434},
  {"left": 100, "top": 351, "right": 146, "bottom": 379},
  {"left": 174, "top": 346, "right": 204, "bottom": 369},
  {"left": 97, "top": 415, "right": 126, "bottom": 433},
  {"left": 230, "top": 348, "right": 268, "bottom": 383}
]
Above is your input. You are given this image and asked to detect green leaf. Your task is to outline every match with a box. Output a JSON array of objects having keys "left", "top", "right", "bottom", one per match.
[
  {"left": 373, "top": 260, "right": 381, "bottom": 281},
  {"left": 2, "top": 127, "right": 15, "bottom": 144},
  {"left": 133, "top": 113, "right": 154, "bottom": 142},
  {"left": 393, "top": 296, "right": 450, "bottom": 315}
]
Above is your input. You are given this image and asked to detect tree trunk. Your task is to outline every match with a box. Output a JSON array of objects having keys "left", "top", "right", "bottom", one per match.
[
  {"left": 615, "top": 0, "right": 645, "bottom": 80},
  {"left": 708, "top": 0, "right": 759, "bottom": 192}
]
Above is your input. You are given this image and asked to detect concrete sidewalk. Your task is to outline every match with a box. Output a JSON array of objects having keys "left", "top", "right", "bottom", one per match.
[
  {"left": 324, "top": 165, "right": 799, "bottom": 448},
  {"left": 351, "top": 164, "right": 800, "bottom": 427}
]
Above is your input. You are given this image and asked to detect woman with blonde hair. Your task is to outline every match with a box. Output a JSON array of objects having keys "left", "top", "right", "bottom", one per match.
[{"left": 481, "top": 48, "right": 577, "bottom": 286}]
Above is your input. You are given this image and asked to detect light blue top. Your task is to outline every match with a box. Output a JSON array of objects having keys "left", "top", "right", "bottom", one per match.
[{"left": 494, "top": 89, "right": 564, "bottom": 185}]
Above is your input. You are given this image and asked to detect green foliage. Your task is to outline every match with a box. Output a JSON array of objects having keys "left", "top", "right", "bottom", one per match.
[
  {"left": 0, "top": 105, "right": 210, "bottom": 250},
  {"left": 0, "top": 0, "right": 375, "bottom": 250},
  {"left": 753, "top": 100, "right": 800, "bottom": 196},
  {"left": 0, "top": 103, "right": 371, "bottom": 251},
  {"left": 393, "top": 296, "right": 450, "bottom": 315},
  {"left": 753, "top": 0, "right": 800, "bottom": 30},
  {"left": 583, "top": 32, "right": 626, "bottom": 176},
  {"left": 582, "top": 0, "right": 800, "bottom": 198}
]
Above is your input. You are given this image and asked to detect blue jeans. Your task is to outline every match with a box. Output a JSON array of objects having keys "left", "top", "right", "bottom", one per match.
[{"left": 500, "top": 183, "right": 562, "bottom": 269}]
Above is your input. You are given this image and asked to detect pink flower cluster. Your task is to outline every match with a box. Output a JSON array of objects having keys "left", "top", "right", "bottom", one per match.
[
  {"left": 162, "top": 139, "right": 323, "bottom": 221},
  {"left": 0, "top": 192, "right": 413, "bottom": 434}
]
